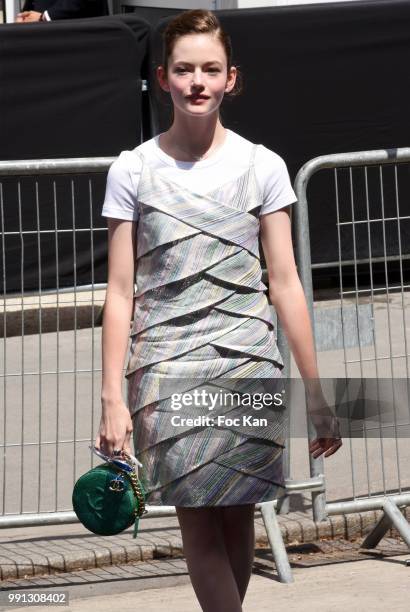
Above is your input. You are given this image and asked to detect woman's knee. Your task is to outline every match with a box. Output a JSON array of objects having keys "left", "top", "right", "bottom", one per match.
[
  {"left": 220, "top": 504, "right": 255, "bottom": 523},
  {"left": 220, "top": 504, "right": 255, "bottom": 536},
  {"left": 176, "top": 506, "right": 224, "bottom": 549},
  {"left": 176, "top": 505, "right": 221, "bottom": 521}
]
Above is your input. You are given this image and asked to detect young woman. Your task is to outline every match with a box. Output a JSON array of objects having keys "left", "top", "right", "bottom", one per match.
[{"left": 96, "top": 9, "right": 342, "bottom": 611}]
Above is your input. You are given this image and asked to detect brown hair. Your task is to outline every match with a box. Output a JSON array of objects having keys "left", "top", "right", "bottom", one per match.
[{"left": 159, "top": 9, "right": 243, "bottom": 101}]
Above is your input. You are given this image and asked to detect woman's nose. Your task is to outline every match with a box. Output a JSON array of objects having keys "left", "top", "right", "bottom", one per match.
[{"left": 192, "top": 69, "right": 204, "bottom": 86}]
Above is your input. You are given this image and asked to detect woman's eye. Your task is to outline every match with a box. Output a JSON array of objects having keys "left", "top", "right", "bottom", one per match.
[{"left": 174, "top": 67, "right": 220, "bottom": 74}]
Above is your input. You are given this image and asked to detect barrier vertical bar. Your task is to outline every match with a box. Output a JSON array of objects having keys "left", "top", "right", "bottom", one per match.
[{"left": 293, "top": 161, "right": 327, "bottom": 522}]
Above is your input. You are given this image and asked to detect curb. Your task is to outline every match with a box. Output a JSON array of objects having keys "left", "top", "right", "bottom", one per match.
[{"left": 1, "top": 507, "right": 409, "bottom": 581}]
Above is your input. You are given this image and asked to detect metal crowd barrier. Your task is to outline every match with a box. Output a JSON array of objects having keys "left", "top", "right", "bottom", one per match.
[
  {"left": 293, "top": 148, "right": 410, "bottom": 550},
  {"left": 0, "top": 158, "right": 294, "bottom": 583}
]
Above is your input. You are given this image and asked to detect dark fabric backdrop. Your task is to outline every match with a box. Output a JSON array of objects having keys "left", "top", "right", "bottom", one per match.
[
  {"left": 1, "top": 14, "right": 149, "bottom": 159},
  {"left": 0, "top": 14, "right": 150, "bottom": 293},
  {"left": 22, "top": 0, "right": 109, "bottom": 19}
]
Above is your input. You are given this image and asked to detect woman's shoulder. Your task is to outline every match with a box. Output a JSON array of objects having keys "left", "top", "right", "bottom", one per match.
[
  {"left": 255, "top": 143, "right": 289, "bottom": 173},
  {"left": 228, "top": 130, "right": 288, "bottom": 168},
  {"left": 110, "top": 137, "right": 158, "bottom": 173}
]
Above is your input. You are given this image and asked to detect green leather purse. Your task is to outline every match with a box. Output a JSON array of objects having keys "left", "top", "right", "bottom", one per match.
[{"left": 72, "top": 448, "right": 147, "bottom": 538}]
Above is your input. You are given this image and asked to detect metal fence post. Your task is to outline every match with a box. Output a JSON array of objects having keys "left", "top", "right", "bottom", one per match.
[{"left": 293, "top": 159, "right": 327, "bottom": 522}]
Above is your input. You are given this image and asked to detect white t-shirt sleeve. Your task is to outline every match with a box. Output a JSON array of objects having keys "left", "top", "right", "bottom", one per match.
[
  {"left": 256, "top": 145, "right": 297, "bottom": 216},
  {"left": 101, "top": 151, "right": 140, "bottom": 222}
]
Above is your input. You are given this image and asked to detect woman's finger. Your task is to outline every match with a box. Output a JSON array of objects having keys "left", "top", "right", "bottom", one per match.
[
  {"left": 94, "top": 434, "right": 100, "bottom": 451},
  {"left": 309, "top": 438, "right": 328, "bottom": 452},
  {"left": 310, "top": 436, "right": 342, "bottom": 458},
  {"left": 324, "top": 439, "right": 343, "bottom": 457}
]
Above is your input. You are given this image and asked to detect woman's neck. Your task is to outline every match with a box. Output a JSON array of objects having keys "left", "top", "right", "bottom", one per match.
[{"left": 162, "top": 115, "right": 226, "bottom": 161}]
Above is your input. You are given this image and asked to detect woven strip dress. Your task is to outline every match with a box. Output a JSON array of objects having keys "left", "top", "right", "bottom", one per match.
[{"left": 125, "top": 142, "right": 287, "bottom": 507}]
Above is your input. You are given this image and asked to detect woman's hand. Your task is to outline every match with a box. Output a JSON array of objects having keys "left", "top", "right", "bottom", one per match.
[
  {"left": 306, "top": 386, "right": 343, "bottom": 459},
  {"left": 95, "top": 398, "right": 133, "bottom": 457}
]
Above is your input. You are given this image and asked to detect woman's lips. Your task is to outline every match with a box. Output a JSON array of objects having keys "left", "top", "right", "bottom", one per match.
[{"left": 187, "top": 95, "right": 210, "bottom": 102}]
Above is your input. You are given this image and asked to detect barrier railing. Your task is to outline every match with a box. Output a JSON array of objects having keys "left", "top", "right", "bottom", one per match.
[{"left": 293, "top": 148, "right": 410, "bottom": 550}]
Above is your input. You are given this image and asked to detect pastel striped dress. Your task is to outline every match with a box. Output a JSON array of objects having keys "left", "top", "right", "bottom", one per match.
[{"left": 125, "top": 143, "right": 287, "bottom": 506}]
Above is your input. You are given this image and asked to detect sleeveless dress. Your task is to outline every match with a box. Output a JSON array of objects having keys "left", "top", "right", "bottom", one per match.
[{"left": 125, "top": 143, "right": 287, "bottom": 506}]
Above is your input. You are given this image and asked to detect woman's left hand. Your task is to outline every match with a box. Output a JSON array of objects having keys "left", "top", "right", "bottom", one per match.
[{"left": 306, "top": 387, "right": 343, "bottom": 458}]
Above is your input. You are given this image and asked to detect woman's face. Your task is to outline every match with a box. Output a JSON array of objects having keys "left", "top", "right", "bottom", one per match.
[{"left": 157, "top": 33, "right": 236, "bottom": 117}]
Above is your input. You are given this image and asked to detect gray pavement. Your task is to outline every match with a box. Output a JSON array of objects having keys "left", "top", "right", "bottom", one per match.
[
  {"left": 54, "top": 555, "right": 410, "bottom": 612},
  {"left": 0, "top": 506, "right": 402, "bottom": 581},
  {"left": 1, "top": 539, "right": 409, "bottom": 611}
]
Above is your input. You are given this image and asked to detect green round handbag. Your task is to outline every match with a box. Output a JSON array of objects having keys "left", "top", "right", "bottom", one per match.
[{"left": 72, "top": 449, "right": 147, "bottom": 539}]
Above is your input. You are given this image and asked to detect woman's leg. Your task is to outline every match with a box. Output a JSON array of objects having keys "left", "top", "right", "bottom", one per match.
[
  {"left": 220, "top": 504, "right": 256, "bottom": 603},
  {"left": 175, "top": 506, "right": 242, "bottom": 612}
]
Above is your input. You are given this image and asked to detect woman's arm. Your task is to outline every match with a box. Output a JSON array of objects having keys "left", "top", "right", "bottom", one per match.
[
  {"left": 95, "top": 217, "right": 137, "bottom": 456},
  {"left": 260, "top": 207, "right": 342, "bottom": 457},
  {"left": 101, "top": 217, "right": 136, "bottom": 403},
  {"left": 260, "top": 207, "right": 319, "bottom": 382}
]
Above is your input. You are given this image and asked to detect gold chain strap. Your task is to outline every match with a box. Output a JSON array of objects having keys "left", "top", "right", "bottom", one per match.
[
  {"left": 127, "top": 466, "right": 147, "bottom": 518},
  {"left": 121, "top": 451, "right": 147, "bottom": 519}
]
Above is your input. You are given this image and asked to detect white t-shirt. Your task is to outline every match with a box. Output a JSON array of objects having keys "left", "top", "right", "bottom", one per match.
[{"left": 101, "top": 128, "right": 297, "bottom": 222}]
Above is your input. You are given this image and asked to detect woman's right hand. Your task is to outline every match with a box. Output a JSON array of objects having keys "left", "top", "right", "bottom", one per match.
[{"left": 95, "top": 398, "right": 133, "bottom": 457}]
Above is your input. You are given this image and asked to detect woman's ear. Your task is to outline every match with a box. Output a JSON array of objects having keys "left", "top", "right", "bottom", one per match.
[
  {"left": 225, "top": 66, "right": 237, "bottom": 94},
  {"left": 157, "top": 66, "right": 170, "bottom": 93}
]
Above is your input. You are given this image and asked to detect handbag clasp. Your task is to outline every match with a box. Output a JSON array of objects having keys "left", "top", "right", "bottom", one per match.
[{"left": 109, "top": 475, "right": 125, "bottom": 492}]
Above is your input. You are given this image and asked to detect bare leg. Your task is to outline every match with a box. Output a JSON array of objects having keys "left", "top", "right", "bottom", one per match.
[
  {"left": 220, "top": 504, "right": 256, "bottom": 603},
  {"left": 175, "top": 506, "right": 242, "bottom": 612}
]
